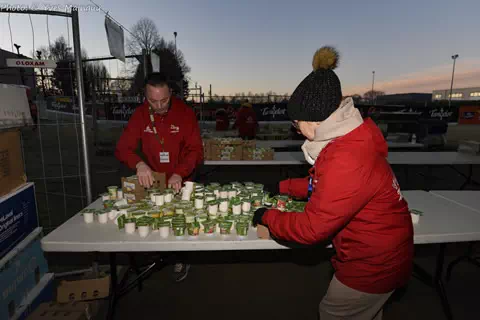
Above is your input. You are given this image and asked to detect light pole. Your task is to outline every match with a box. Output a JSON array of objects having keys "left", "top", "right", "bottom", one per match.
[
  {"left": 36, "top": 50, "right": 47, "bottom": 96},
  {"left": 14, "top": 43, "right": 25, "bottom": 85},
  {"left": 449, "top": 54, "right": 459, "bottom": 107},
  {"left": 371, "top": 70, "right": 375, "bottom": 105},
  {"left": 173, "top": 32, "right": 177, "bottom": 56}
]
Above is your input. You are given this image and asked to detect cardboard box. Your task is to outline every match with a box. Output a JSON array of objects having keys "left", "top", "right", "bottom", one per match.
[
  {"left": 56, "top": 276, "right": 110, "bottom": 303},
  {"left": 243, "top": 148, "right": 274, "bottom": 161},
  {"left": 121, "top": 172, "right": 165, "bottom": 203},
  {"left": 210, "top": 138, "right": 244, "bottom": 161},
  {"left": 0, "top": 183, "right": 39, "bottom": 260},
  {"left": 26, "top": 300, "right": 96, "bottom": 320},
  {"left": 0, "top": 130, "right": 27, "bottom": 197},
  {"left": 11, "top": 273, "right": 54, "bottom": 320},
  {"left": 1, "top": 228, "right": 48, "bottom": 320},
  {"left": 203, "top": 139, "right": 213, "bottom": 160},
  {"left": 242, "top": 140, "right": 256, "bottom": 148}
]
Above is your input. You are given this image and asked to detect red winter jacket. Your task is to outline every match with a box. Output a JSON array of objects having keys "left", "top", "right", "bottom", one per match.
[
  {"left": 215, "top": 112, "right": 230, "bottom": 131},
  {"left": 263, "top": 118, "right": 414, "bottom": 294},
  {"left": 235, "top": 107, "right": 258, "bottom": 138},
  {"left": 115, "top": 97, "right": 204, "bottom": 180}
]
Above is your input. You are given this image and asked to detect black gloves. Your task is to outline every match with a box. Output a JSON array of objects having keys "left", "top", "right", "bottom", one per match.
[{"left": 252, "top": 207, "right": 268, "bottom": 227}]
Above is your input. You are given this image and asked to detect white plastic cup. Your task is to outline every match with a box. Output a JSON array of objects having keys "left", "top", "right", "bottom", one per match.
[
  {"left": 184, "top": 181, "right": 194, "bottom": 192},
  {"left": 214, "top": 190, "right": 220, "bottom": 198},
  {"left": 125, "top": 222, "right": 136, "bottom": 234},
  {"left": 219, "top": 201, "right": 229, "bottom": 213},
  {"left": 195, "top": 198, "right": 204, "bottom": 209},
  {"left": 181, "top": 190, "right": 192, "bottom": 201},
  {"left": 97, "top": 213, "right": 108, "bottom": 224},
  {"left": 208, "top": 204, "right": 218, "bottom": 216},
  {"left": 220, "top": 191, "right": 228, "bottom": 199},
  {"left": 155, "top": 194, "right": 165, "bottom": 206},
  {"left": 138, "top": 226, "right": 150, "bottom": 238},
  {"left": 108, "top": 210, "right": 118, "bottom": 221},
  {"left": 101, "top": 194, "right": 110, "bottom": 202},
  {"left": 242, "top": 202, "right": 251, "bottom": 213},
  {"left": 117, "top": 190, "right": 124, "bottom": 200},
  {"left": 83, "top": 212, "right": 94, "bottom": 223},
  {"left": 164, "top": 193, "right": 174, "bottom": 203},
  {"left": 411, "top": 213, "right": 420, "bottom": 224},
  {"left": 206, "top": 196, "right": 216, "bottom": 203},
  {"left": 159, "top": 226, "right": 170, "bottom": 238},
  {"left": 150, "top": 193, "right": 156, "bottom": 203},
  {"left": 228, "top": 190, "right": 237, "bottom": 199},
  {"left": 232, "top": 205, "right": 242, "bottom": 215}
]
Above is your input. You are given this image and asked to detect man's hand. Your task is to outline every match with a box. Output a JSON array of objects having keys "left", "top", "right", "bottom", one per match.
[
  {"left": 168, "top": 174, "right": 183, "bottom": 193},
  {"left": 136, "top": 162, "right": 154, "bottom": 188}
]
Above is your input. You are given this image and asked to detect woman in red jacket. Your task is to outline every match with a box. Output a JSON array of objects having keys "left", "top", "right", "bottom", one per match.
[{"left": 253, "top": 47, "right": 414, "bottom": 320}]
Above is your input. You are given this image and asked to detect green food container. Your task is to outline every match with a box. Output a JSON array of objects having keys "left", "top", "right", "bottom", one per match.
[
  {"left": 236, "top": 222, "right": 249, "bottom": 236},
  {"left": 187, "top": 222, "right": 200, "bottom": 236},
  {"left": 103, "top": 200, "right": 115, "bottom": 209},
  {"left": 173, "top": 225, "right": 186, "bottom": 236},
  {"left": 202, "top": 221, "right": 215, "bottom": 234},
  {"left": 220, "top": 221, "right": 233, "bottom": 235},
  {"left": 117, "top": 215, "right": 126, "bottom": 229}
]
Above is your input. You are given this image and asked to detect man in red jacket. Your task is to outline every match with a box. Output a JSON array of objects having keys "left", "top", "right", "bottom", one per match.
[
  {"left": 115, "top": 72, "right": 203, "bottom": 282},
  {"left": 215, "top": 108, "right": 230, "bottom": 131},
  {"left": 115, "top": 72, "right": 203, "bottom": 191},
  {"left": 253, "top": 47, "right": 413, "bottom": 320},
  {"left": 234, "top": 102, "right": 258, "bottom": 139}
]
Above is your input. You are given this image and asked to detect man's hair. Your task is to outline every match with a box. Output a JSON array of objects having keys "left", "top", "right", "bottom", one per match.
[{"left": 144, "top": 72, "right": 171, "bottom": 88}]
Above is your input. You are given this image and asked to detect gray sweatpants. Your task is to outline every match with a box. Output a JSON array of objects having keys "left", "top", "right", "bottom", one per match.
[{"left": 319, "top": 275, "right": 393, "bottom": 320}]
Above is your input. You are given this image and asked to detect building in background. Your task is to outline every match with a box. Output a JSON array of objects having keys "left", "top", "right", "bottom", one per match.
[
  {"left": 376, "top": 93, "right": 432, "bottom": 105},
  {"left": 432, "top": 87, "right": 480, "bottom": 101},
  {"left": 0, "top": 48, "right": 36, "bottom": 90}
]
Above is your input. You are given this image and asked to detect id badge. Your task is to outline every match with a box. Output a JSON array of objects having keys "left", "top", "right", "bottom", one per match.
[{"left": 160, "top": 152, "right": 170, "bottom": 163}]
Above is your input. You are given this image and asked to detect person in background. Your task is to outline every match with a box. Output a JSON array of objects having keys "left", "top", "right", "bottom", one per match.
[
  {"left": 253, "top": 47, "right": 413, "bottom": 320},
  {"left": 215, "top": 108, "right": 230, "bottom": 131},
  {"left": 234, "top": 102, "right": 258, "bottom": 139},
  {"left": 115, "top": 72, "right": 203, "bottom": 282}
]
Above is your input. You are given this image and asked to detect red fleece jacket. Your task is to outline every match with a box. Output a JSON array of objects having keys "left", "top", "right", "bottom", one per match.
[
  {"left": 263, "top": 118, "right": 414, "bottom": 294},
  {"left": 115, "top": 96, "right": 204, "bottom": 180}
]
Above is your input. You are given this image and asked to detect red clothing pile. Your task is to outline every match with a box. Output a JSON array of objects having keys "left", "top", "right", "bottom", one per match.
[{"left": 263, "top": 119, "right": 414, "bottom": 294}]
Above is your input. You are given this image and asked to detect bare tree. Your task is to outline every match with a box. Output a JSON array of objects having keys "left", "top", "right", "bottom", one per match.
[
  {"left": 363, "top": 90, "right": 385, "bottom": 102},
  {"left": 127, "top": 17, "right": 161, "bottom": 54}
]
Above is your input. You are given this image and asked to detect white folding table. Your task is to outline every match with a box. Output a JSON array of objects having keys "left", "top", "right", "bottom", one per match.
[
  {"left": 428, "top": 191, "right": 480, "bottom": 283},
  {"left": 254, "top": 140, "right": 424, "bottom": 149},
  {"left": 42, "top": 190, "right": 480, "bottom": 320}
]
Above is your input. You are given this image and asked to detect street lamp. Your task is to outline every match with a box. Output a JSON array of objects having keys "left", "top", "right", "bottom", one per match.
[
  {"left": 371, "top": 71, "right": 375, "bottom": 105},
  {"left": 13, "top": 44, "right": 25, "bottom": 85},
  {"left": 449, "top": 54, "right": 459, "bottom": 107},
  {"left": 173, "top": 32, "right": 177, "bottom": 56},
  {"left": 36, "top": 50, "right": 47, "bottom": 96}
]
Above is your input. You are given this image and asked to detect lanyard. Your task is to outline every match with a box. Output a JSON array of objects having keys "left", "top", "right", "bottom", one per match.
[{"left": 149, "top": 107, "right": 165, "bottom": 151}]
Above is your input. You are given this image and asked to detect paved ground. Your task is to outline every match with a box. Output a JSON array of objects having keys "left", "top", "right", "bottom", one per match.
[{"left": 21, "top": 118, "right": 480, "bottom": 319}]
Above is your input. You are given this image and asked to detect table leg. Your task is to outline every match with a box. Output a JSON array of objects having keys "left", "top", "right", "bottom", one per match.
[
  {"left": 128, "top": 253, "right": 143, "bottom": 292},
  {"left": 107, "top": 253, "right": 118, "bottom": 320},
  {"left": 446, "top": 242, "right": 480, "bottom": 282},
  {"left": 413, "top": 244, "right": 453, "bottom": 320},
  {"left": 434, "top": 244, "right": 453, "bottom": 320}
]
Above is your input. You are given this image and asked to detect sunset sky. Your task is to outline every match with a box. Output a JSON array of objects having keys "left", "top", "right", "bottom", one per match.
[{"left": 1, "top": 0, "right": 479, "bottom": 96}]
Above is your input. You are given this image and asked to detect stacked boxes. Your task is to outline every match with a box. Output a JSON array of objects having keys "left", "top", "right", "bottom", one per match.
[{"left": 203, "top": 138, "right": 274, "bottom": 161}]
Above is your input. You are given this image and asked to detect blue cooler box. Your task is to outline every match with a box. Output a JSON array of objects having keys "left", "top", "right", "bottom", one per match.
[
  {"left": 0, "top": 228, "right": 49, "bottom": 320},
  {"left": 0, "top": 183, "right": 39, "bottom": 260}
]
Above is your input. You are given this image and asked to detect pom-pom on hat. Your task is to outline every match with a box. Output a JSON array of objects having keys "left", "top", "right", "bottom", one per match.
[{"left": 287, "top": 46, "right": 342, "bottom": 122}]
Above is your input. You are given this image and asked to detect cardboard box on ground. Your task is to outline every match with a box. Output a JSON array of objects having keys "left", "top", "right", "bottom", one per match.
[
  {"left": 27, "top": 300, "right": 101, "bottom": 320},
  {"left": 0, "top": 130, "right": 27, "bottom": 197},
  {"left": 121, "top": 172, "right": 166, "bottom": 203}
]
